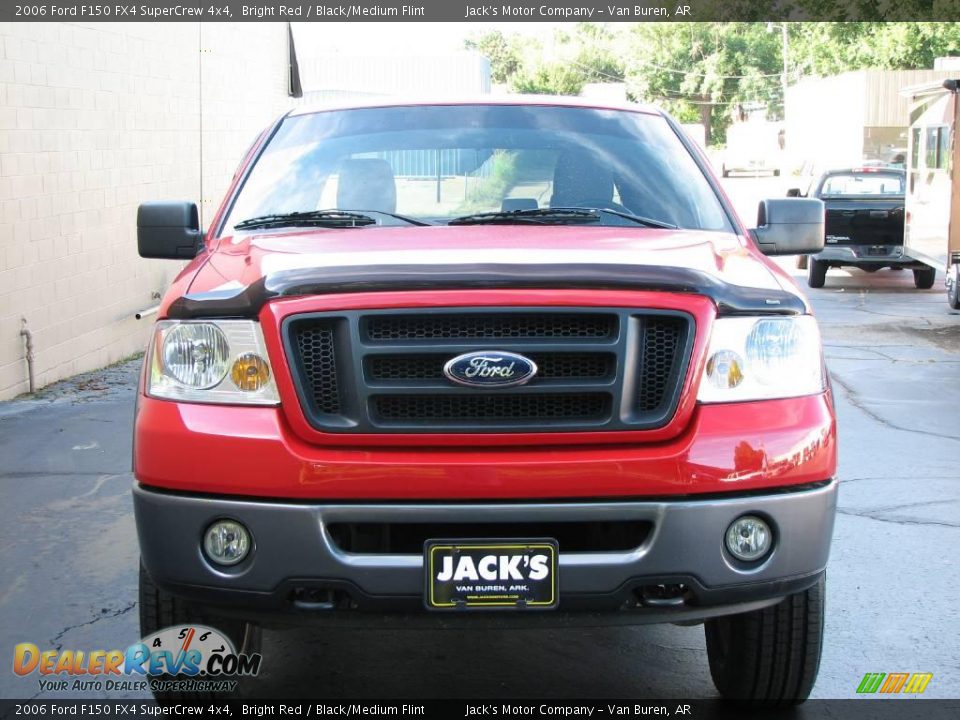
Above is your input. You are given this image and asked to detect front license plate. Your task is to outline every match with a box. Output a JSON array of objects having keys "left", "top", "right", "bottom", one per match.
[{"left": 424, "top": 539, "right": 558, "bottom": 611}]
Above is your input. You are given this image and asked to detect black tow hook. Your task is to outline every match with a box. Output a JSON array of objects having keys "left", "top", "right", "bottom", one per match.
[{"left": 638, "top": 584, "right": 688, "bottom": 608}]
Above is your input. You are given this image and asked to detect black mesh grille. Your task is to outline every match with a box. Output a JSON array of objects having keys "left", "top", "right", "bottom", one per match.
[
  {"left": 292, "top": 321, "right": 342, "bottom": 415},
  {"left": 372, "top": 394, "right": 609, "bottom": 423},
  {"left": 328, "top": 520, "right": 652, "bottom": 554},
  {"left": 638, "top": 317, "right": 686, "bottom": 412},
  {"left": 364, "top": 313, "right": 616, "bottom": 341},
  {"left": 286, "top": 309, "right": 691, "bottom": 434},
  {"left": 367, "top": 353, "right": 613, "bottom": 381}
]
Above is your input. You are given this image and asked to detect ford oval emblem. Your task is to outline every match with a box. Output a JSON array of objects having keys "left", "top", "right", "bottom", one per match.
[{"left": 443, "top": 351, "right": 538, "bottom": 388}]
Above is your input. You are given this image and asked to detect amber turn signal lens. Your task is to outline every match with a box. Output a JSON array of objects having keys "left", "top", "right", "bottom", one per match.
[
  {"left": 230, "top": 353, "right": 271, "bottom": 391},
  {"left": 705, "top": 350, "right": 744, "bottom": 389}
]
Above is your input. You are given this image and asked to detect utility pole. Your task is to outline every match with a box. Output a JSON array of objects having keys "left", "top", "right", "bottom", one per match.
[
  {"left": 768, "top": 22, "right": 790, "bottom": 150},
  {"left": 780, "top": 22, "right": 789, "bottom": 135}
]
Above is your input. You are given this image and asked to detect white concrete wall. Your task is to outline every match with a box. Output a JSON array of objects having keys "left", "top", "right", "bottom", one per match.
[{"left": 0, "top": 22, "right": 292, "bottom": 399}]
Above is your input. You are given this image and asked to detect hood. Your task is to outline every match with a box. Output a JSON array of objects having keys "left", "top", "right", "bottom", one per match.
[{"left": 169, "top": 225, "right": 805, "bottom": 318}]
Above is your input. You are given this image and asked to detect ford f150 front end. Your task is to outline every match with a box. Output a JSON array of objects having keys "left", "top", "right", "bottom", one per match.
[{"left": 132, "top": 99, "right": 834, "bottom": 705}]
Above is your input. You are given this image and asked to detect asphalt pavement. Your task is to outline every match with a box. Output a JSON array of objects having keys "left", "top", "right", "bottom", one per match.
[{"left": 1, "top": 175, "right": 958, "bottom": 701}]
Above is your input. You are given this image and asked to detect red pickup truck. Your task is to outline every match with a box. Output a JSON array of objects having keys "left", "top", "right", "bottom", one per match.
[{"left": 133, "top": 99, "right": 834, "bottom": 704}]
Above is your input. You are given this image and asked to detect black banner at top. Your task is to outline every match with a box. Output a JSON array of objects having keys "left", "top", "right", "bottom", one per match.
[
  {"left": 0, "top": 700, "right": 959, "bottom": 720},
  {"left": 4, "top": 0, "right": 960, "bottom": 23}
]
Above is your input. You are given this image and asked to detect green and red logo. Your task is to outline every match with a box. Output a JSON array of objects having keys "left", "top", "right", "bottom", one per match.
[{"left": 857, "top": 672, "right": 933, "bottom": 695}]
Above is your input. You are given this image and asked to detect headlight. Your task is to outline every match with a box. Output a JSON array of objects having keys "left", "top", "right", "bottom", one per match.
[
  {"left": 162, "top": 323, "right": 230, "bottom": 389},
  {"left": 148, "top": 320, "right": 280, "bottom": 405},
  {"left": 697, "top": 316, "right": 824, "bottom": 403}
]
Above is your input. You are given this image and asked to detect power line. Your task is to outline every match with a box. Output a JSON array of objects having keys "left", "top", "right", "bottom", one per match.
[
  {"left": 631, "top": 56, "right": 793, "bottom": 80},
  {"left": 569, "top": 53, "right": 800, "bottom": 82},
  {"left": 653, "top": 95, "right": 780, "bottom": 107},
  {"left": 567, "top": 58, "right": 793, "bottom": 106},
  {"left": 650, "top": 86, "right": 781, "bottom": 103}
]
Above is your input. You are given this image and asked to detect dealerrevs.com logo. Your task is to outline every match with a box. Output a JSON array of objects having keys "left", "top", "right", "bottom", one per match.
[{"left": 12, "top": 625, "right": 261, "bottom": 694}]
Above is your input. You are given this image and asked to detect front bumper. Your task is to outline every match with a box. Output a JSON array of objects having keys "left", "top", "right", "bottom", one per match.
[
  {"left": 815, "top": 245, "right": 920, "bottom": 266},
  {"left": 134, "top": 479, "right": 837, "bottom": 625}
]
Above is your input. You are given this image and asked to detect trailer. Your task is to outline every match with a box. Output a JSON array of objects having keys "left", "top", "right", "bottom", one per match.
[{"left": 902, "top": 79, "right": 960, "bottom": 309}]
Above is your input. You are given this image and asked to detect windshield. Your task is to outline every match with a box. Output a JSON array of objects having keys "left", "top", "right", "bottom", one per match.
[
  {"left": 222, "top": 104, "right": 732, "bottom": 233},
  {"left": 820, "top": 172, "right": 905, "bottom": 197}
]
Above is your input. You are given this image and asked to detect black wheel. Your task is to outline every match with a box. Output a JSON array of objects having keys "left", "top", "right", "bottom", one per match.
[
  {"left": 705, "top": 574, "right": 825, "bottom": 706},
  {"left": 913, "top": 266, "right": 936, "bottom": 290},
  {"left": 948, "top": 266, "right": 960, "bottom": 310},
  {"left": 139, "top": 563, "right": 261, "bottom": 701},
  {"left": 796, "top": 255, "right": 808, "bottom": 270},
  {"left": 807, "top": 258, "right": 827, "bottom": 288},
  {"left": 890, "top": 266, "right": 905, "bottom": 272}
]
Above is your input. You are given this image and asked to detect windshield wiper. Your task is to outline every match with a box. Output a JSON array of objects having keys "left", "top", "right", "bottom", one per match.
[
  {"left": 234, "top": 209, "right": 431, "bottom": 230},
  {"left": 234, "top": 210, "right": 378, "bottom": 230},
  {"left": 447, "top": 206, "right": 678, "bottom": 229},
  {"left": 448, "top": 208, "right": 602, "bottom": 226},
  {"left": 550, "top": 207, "right": 679, "bottom": 230}
]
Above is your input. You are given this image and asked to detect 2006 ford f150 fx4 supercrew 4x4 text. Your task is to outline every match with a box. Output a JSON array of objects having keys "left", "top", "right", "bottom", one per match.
[{"left": 133, "top": 99, "right": 835, "bottom": 705}]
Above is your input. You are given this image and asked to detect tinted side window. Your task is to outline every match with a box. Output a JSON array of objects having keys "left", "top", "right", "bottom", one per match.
[{"left": 925, "top": 127, "right": 939, "bottom": 169}]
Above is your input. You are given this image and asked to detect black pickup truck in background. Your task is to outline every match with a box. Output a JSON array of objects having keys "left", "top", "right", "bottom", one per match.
[{"left": 789, "top": 168, "right": 934, "bottom": 289}]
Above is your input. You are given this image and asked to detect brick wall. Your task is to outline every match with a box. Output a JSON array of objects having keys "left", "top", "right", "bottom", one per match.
[{"left": 0, "top": 22, "right": 292, "bottom": 399}]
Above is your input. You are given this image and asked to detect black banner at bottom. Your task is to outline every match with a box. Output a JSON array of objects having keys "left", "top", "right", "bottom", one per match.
[{"left": 2, "top": 700, "right": 960, "bottom": 720}]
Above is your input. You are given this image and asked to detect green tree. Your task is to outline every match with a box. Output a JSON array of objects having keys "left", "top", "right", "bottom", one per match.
[
  {"left": 467, "top": 21, "right": 960, "bottom": 144},
  {"left": 622, "top": 23, "right": 783, "bottom": 144},
  {"left": 790, "top": 23, "right": 960, "bottom": 76},
  {"left": 468, "top": 24, "right": 626, "bottom": 96},
  {"left": 465, "top": 30, "right": 522, "bottom": 84}
]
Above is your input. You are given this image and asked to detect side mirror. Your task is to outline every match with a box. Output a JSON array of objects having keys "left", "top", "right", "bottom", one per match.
[
  {"left": 786, "top": 188, "right": 802, "bottom": 198},
  {"left": 137, "top": 202, "right": 202, "bottom": 259},
  {"left": 750, "top": 198, "right": 825, "bottom": 256}
]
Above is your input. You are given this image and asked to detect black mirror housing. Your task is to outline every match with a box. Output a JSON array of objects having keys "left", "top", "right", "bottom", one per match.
[
  {"left": 751, "top": 198, "right": 825, "bottom": 257},
  {"left": 786, "top": 188, "right": 802, "bottom": 198},
  {"left": 137, "top": 202, "right": 202, "bottom": 259}
]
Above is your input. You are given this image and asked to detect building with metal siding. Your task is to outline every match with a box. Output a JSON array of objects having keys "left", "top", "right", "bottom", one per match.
[{"left": 786, "top": 69, "right": 958, "bottom": 170}]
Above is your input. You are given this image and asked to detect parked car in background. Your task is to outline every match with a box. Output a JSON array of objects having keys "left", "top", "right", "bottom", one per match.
[
  {"left": 720, "top": 121, "right": 783, "bottom": 177},
  {"left": 790, "top": 167, "right": 932, "bottom": 288}
]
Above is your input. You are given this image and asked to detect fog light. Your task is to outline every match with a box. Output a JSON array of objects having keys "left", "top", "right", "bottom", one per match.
[
  {"left": 725, "top": 515, "right": 772, "bottom": 561},
  {"left": 203, "top": 520, "right": 251, "bottom": 566}
]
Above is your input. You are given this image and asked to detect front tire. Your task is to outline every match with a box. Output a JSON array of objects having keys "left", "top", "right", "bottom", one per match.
[
  {"left": 807, "top": 258, "right": 827, "bottom": 288},
  {"left": 913, "top": 266, "right": 936, "bottom": 289},
  {"left": 139, "top": 563, "right": 261, "bottom": 701},
  {"left": 705, "top": 574, "right": 825, "bottom": 706}
]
